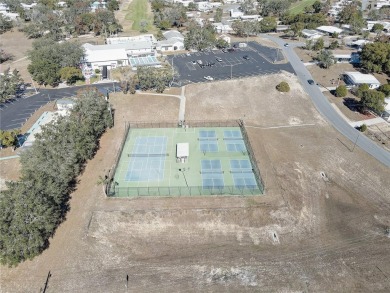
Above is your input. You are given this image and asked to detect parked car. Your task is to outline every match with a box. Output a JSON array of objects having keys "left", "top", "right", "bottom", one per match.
[
  {"left": 308, "top": 79, "right": 315, "bottom": 85},
  {"left": 186, "top": 52, "right": 191, "bottom": 56},
  {"left": 284, "top": 43, "right": 289, "bottom": 47},
  {"left": 197, "top": 60, "right": 203, "bottom": 65},
  {"left": 192, "top": 60, "right": 197, "bottom": 65},
  {"left": 222, "top": 48, "right": 227, "bottom": 53},
  {"left": 227, "top": 48, "right": 235, "bottom": 52},
  {"left": 204, "top": 76, "right": 214, "bottom": 81},
  {"left": 216, "top": 57, "right": 223, "bottom": 62},
  {"left": 243, "top": 55, "right": 250, "bottom": 60}
]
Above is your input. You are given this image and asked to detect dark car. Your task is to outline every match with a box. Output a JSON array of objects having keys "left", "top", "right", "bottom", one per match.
[
  {"left": 284, "top": 43, "right": 289, "bottom": 47},
  {"left": 227, "top": 48, "right": 235, "bottom": 52},
  {"left": 243, "top": 55, "right": 250, "bottom": 60},
  {"left": 308, "top": 79, "right": 315, "bottom": 85}
]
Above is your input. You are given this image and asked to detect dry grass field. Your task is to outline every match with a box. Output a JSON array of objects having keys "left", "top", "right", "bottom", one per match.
[{"left": 1, "top": 73, "right": 389, "bottom": 292}]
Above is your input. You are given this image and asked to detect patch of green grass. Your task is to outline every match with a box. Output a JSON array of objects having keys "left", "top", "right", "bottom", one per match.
[
  {"left": 288, "top": 0, "right": 317, "bottom": 15},
  {"left": 125, "top": 0, "right": 155, "bottom": 32}
]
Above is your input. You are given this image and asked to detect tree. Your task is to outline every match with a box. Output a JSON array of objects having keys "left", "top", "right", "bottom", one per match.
[
  {"left": 316, "top": 49, "right": 334, "bottom": 68},
  {"left": 184, "top": 21, "right": 216, "bottom": 51},
  {"left": 28, "top": 39, "right": 84, "bottom": 86},
  {"left": 335, "top": 85, "right": 348, "bottom": 97},
  {"left": 312, "top": 1, "right": 323, "bottom": 13},
  {"left": 139, "top": 20, "right": 148, "bottom": 33},
  {"left": 378, "top": 84, "right": 390, "bottom": 96},
  {"left": 187, "top": 2, "right": 197, "bottom": 11},
  {"left": 231, "top": 20, "right": 255, "bottom": 37},
  {"left": 0, "top": 129, "right": 20, "bottom": 147},
  {"left": 329, "top": 40, "right": 339, "bottom": 49},
  {"left": 360, "top": 41, "right": 390, "bottom": 74},
  {"left": 0, "top": 90, "right": 112, "bottom": 266},
  {"left": 372, "top": 23, "right": 384, "bottom": 35},
  {"left": 290, "top": 22, "right": 304, "bottom": 39},
  {"left": 107, "top": 0, "right": 120, "bottom": 11},
  {"left": 0, "top": 68, "right": 24, "bottom": 103},
  {"left": 0, "top": 14, "right": 13, "bottom": 34},
  {"left": 360, "top": 89, "right": 386, "bottom": 113},
  {"left": 263, "top": 0, "right": 289, "bottom": 17},
  {"left": 257, "top": 16, "right": 276, "bottom": 33},
  {"left": 59, "top": 67, "right": 83, "bottom": 84},
  {"left": 214, "top": 8, "right": 223, "bottom": 23},
  {"left": 359, "top": 123, "right": 367, "bottom": 132},
  {"left": 313, "top": 38, "right": 324, "bottom": 51},
  {"left": 137, "top": 66, "right": 174, "bottom": 92},
  {"left": 276, "top": 81, "right": 290, "bottom": 92}
]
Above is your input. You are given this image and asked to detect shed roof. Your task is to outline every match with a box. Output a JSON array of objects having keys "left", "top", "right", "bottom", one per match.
[
  {"left": 176, "top": 143, "right": 189, "bottom": 158},
  {"left": 344, "top": 71, "right": 381, "bottom": 85},
  {"left": 316, "top": 26, "right": 343, "bottom": 34}
]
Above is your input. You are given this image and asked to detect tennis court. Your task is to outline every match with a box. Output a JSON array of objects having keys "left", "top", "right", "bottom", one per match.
[{"left": 108, "top": 125, "right": 263, "bottom": 197}]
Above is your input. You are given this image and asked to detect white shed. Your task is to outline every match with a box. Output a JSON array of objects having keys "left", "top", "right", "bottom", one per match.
[
  {"left": 343, "top": 71, "right": 381, "bottom": 89},
  {"left": 176, "top": 143, "right": 189, "bottom": 163}
]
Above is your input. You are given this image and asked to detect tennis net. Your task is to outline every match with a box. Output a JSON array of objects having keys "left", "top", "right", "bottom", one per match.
[
  {"left": 200, "top": 170, "right": 224, "bottom": 174},
  {"left": 198, "top": 137, "right": 218, "bottom": 141},
  {"left": 128, "top": 153, "right": 169, "bottom": 157},
  {"left": 230, "top": 170, "right": 253, "bottom": 174}
]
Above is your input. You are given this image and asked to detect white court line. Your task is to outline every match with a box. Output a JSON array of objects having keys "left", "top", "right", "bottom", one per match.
[{"left": 246, "top": 123, "right": 316, "bottom": 130}]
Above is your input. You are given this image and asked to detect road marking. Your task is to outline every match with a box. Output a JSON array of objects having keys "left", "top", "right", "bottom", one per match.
[{"left": 246, "top": 123, "right": 316, "bottom": 130}]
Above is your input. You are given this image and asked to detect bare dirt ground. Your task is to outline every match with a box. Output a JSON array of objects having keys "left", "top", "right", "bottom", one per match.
[
  {"left": 1, "top": 73, "right": 389, "bottom": 292},
  {"left": 0, "top": 30, "right": 34, "bottom": 81}
]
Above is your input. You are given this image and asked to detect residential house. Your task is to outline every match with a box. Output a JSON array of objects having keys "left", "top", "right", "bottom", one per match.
[
  {"left": 156, "top": 30, "right": 185, "bottom": 52},
  {"left": 316, "top": 26, "right": 343, "bottom": 35},
  {"left": 332, "top": 50, "right": 360, "bottom": 64},
  {"left": 343, "top": 71, "right": 381, "bottom": 89}
]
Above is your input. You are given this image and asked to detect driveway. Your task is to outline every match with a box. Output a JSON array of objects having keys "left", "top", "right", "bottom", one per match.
[
  {"left": 0, "top": 83, "right": 120, "bottom": 130},
  {"left": 262, "top": 34, "right": 390, "bottom": 167}
]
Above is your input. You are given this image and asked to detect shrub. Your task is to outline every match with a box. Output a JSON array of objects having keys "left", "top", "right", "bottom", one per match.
[
  {"left": 95, "top": 69, "right": 101, "bottom": 74},
  {"left": 276, "top": 81, "right": 290, "bottom": 92},
  {"left": 359, "top": 124, "right": 367, "bottom": 132},
  {"left": 335, "top": 85, "right": 348, "bottom": 97}
]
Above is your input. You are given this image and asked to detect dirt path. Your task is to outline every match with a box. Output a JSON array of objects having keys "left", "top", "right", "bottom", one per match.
[{"left": 115, "top": 0, "right": 134, "bottom": 34}]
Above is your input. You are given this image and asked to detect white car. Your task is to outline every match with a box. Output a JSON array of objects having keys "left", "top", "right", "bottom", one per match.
[
  {"left": 204, "top": 76, "right": 214, "bottom": 81},
  {"left": 186, "top": 52, "right": 191, "bottom": 56}
]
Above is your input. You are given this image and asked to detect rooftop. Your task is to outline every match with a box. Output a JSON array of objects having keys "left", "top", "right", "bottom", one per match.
[{"left": 344, "top": 71, "right": 381, "bottom": 85}]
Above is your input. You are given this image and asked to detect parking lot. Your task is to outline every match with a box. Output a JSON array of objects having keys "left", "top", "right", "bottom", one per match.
[{"left": 167, "top": 42, "right": 295, "bottom": 85}]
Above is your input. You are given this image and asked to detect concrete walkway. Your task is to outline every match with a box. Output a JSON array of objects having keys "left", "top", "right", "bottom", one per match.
[
  {"left": 0, "top": 155, "right": 19, "bottom": 161},
  {"left": 136, "top": 86, "right": 186, "bottom": 121}
]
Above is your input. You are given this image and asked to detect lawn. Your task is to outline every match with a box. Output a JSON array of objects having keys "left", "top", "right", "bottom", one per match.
[
  {"left": 288, "top": 0, "right": 317, "bottom": 15},
  {"left": 125, "top": 0, "right": 156, "bottom": 33}
]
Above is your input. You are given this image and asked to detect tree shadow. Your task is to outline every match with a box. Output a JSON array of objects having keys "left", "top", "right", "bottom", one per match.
[{"left": 343, "top": 97, "right": 361, "bottom": 112}]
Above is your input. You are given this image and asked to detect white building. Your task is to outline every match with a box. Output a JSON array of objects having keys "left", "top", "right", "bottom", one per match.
[
  {"left": 375, "top": 0, "right": 390, "bottom": 9},
  {"left": 381, "top": 97, "right": 390, "bottom": 121},
  {"left": 302, "top": 29, "right": 323, "bottom": 39},
  {"left": 0, "top": 3, "right": 9, "bottom": 12},
  {"left": 20, "top": 2, "right": 37, "bottom": 10},
  {"left": 156, "top": 30, "right": 185, "bottom": 52},
  {"left": 343, "top": 71, "right": 381, "bottom": 89},
  {"left": 83, "top": 43, "right": 129, "bottom": 71},
  {"left": 240, "top": 15, "right": 262, "bottom": 21},
  {"left": 230, "top": 9, "right": 244, "bottom": 18},
  {"left": 212, "top": 22, "right": 234, "bottom": 34},
  {"left": 0, "top": 11, "right": 19, "bottom": 20},
  {"left": 56, "top": 98, "right": 76, "bottom": 116},
  {"left": 90, "top": 1, "right": 106, "bottom": 12},
  {"left": 316, "top": 26, "right": 343, "bottom": 35},
  {"left": 332, "top": 50, "right": 360, "bottom": 63}
]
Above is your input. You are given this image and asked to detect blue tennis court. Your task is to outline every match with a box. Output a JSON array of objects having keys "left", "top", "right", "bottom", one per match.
[
  {"left": 125, "top": 136, "right": 167, "bottom": 182},
  {"left": 226, "top": 141, "right": 246, "bottom": 152},
  {"left": 224, "top": 130, "right": 242, "bottom": 139},
  {"left": 230, "top": 159, "right": 257, "bottom": 189},
  {"left": 199, "top": 130, "right": 216, "bottom": 139},
  {"left": 201, "top": 159, "right": 224, "bottom": 189}
]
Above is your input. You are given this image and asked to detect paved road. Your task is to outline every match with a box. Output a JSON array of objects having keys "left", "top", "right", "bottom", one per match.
[
  {"left": 0, "top": 83, "right": 119, "bottom": 130},
  {"left": 262, "top": 34, "right": 390, "bottom": 168}
]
